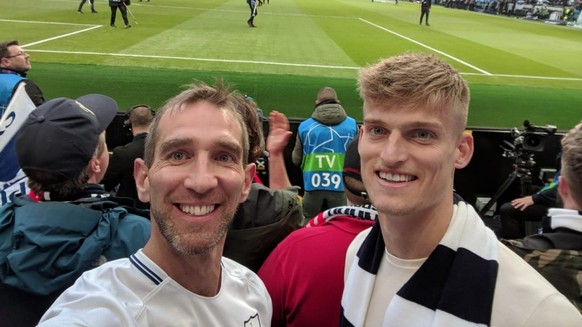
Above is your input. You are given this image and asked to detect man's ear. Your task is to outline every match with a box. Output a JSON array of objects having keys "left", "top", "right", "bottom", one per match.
[
  {"left": 134, "top": 158, "right": 150, "bottom": 203},
  {"left": 454, "top": 132, "right": 474, "bottom": 169},
  {"left": 240, "top": 163, "right": 256, "bottom": 203},
  {"left": 88, "top": 156, "right": 102, "bottom": 174},
  {"left": 558, "top": 175, "right": 570, "bottom": 201}
]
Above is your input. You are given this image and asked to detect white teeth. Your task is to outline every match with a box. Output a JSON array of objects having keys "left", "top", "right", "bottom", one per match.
[
  {"left": 180, "top": 204, "right": 215, "bottom": 216},
  {"left": 379, "top": 172, "right": 413, "bottom": 182}
]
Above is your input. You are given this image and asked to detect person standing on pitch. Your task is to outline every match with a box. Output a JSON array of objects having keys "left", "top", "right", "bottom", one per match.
[
  {"left": 420, "top": 0, "right": 431, "bottom": 26},
  {"left": 77, "top": 0, "right": 98, "bottom": 14},
  {"left": 109, "top": 0, "right": 131, "bottom": 28},
  {"left": 247, "top": 0, "right": 258, "bottom": 27}
]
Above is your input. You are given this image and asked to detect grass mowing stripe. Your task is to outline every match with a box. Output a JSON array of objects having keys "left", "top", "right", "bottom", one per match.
[
  {"left": 1, "top": 0, "right": 580, "bottom": 129},
  {"left": 29, "top": 62, "right": 582, "bottom": 130},
  {"left": 358, "top": 18, "right": 491, "bottom": 75}
]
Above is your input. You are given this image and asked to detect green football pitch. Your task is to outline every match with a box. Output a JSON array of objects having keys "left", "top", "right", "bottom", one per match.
[{"left": 1, "top": 0, "right": 581, "bottom": 130}]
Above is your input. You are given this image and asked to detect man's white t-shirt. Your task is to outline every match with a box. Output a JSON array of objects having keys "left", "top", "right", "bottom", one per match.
[{"left": 38, "top": 249, "right": 272, "bottom": 326}]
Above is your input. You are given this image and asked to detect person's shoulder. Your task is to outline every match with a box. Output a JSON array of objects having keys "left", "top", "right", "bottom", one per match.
[
  {"left": 492, "top": 243, "right": 582, "bottom": 326},
  {"left": 221, "top": 257, "right": 269, "bottom": 292},
  {"left": 37, "top": 258, "right": 143, "bottom": 327}
]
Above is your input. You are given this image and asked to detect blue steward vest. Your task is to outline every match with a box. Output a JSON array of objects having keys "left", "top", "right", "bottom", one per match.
[{"left": 298, "top": 117, "right": 357, "bottom": 192}]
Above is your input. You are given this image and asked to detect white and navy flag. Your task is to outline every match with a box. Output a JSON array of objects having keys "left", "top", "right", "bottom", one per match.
[{"left": 0, "top": 82, "right": 36, "bottom": 205}]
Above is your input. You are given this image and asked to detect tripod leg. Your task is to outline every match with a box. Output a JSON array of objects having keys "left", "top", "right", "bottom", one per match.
[{"left": 479, "top": 171, "right": 518, "bottom": 216}]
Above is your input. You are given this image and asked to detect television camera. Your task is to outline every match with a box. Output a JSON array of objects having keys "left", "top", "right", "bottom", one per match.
[{"left": 478, "top": 120, "right": 556, "bottom": 216}]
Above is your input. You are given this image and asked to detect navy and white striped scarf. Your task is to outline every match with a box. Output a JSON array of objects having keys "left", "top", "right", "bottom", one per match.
[{"left": 340, "top": 201, "right": 499, "bottom": 326}]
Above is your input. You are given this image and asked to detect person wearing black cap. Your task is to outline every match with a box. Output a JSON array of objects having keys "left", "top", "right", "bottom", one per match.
[
  {"left": 259, "top": 138, "right": 376, "bottom": 327},
  {"left": 292, "top": 86, "right": 358, "bottom": 221},
  {"left": 102, "top": 104, "right": 154, "bottom": 209},
  {"left": 0, "top": 95, "right": 150, "bottom": 327}
]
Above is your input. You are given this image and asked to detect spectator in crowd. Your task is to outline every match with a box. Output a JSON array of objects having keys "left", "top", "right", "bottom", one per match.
[
  {"left": 1, "top": 40, "right": 45, "bottom": 205},
  {"left": 498, "top": 155, "right": 561, "bottom": 239},
  {"left": 0, "top": 40, "right": 44, "bottom": 108},
  {"left": 259, "top": 137, "right": 376, "bottom": 327},
  {"left": 77, "top": 0, "right": 98, "bottom": 13},
  {"left": 38, "top": 82, "right": 272, "bottom": 326},
  {"left": 224, "top": 100, "right": 303, "bottom": 272},
  {"left": 0, "top": 95, "right": 150, "bottom": 327},
  {"left": 340, "top": 53, "right": 582, "bottom": 326},
  {"left": 109, "top": 0, "right": 131, "bottom": 28},
  {"left": 292, "top": 86, "right": 357, "bottom": 220},
  {"left": 102, "top": 104, "right": 154, "bottom": 209},
  {"left": 420, "top": 0, "right": 431, "bottom": 26},
  {"left": 503, "top": 122, "right": 582, "bottom": 312}
]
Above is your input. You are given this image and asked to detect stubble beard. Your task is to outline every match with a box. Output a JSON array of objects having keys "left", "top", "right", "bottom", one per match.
[{"left": 152, "top": 205, "right": 236, "bottom": 256}]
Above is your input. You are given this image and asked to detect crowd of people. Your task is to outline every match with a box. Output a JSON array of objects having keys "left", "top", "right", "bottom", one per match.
[{"left": 1, "top": 37, "right": 581, "bottom": 325}]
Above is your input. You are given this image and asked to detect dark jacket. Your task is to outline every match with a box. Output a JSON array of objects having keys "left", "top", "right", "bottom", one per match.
[
  {"left": 0, "top": 189, "right": 150, "bottom": 326},
  {"left": 224, "top": 183, "right": 303, "bottom": 272},
  {"left": 102, "top": 133, "right": 148, "bottom": 209},
  {"left": 421, "top": 0, "right": 431, "bottom": 10}
]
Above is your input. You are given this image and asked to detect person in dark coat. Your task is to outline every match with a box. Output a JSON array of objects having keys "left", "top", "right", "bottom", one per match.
[
  {"left": 420, "top": 0, "right": 432, "bottom": 26},
  {"left": 103, "top": 105, "right": 154, "bottom": 209}
]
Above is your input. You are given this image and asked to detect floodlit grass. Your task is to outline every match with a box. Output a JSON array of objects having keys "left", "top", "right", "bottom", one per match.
[{"left": 1, "top": 0, "right": 581, "bottom": 129}]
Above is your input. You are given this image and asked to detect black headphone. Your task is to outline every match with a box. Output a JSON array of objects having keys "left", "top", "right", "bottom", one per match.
[{"left": 123, "top": 104, "right": 155, "bottom": 128}]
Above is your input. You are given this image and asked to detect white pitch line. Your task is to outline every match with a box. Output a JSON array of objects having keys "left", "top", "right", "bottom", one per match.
[
  {"left": 359, "top": 18, "right": 492, "bottom": 76},
  {"left": 0, "top": 18, "right": 98, "bottom": 27},
  {"left": 0, "top": 19, "right": 102, "bottom": 48},
  {"left": 25, "top": 49, "right": 361, "bottom": 70},
  {"left": 22, "top": 26, "right": 103, "bottom": 47},
  {"left": 24, "top": 49, "right": 582, "bottom": 82}
]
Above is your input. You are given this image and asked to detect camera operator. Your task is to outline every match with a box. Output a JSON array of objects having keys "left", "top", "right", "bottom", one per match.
[
  {"left": 498, "top": 164, "right": 560, "bottom": 239},
  {"left": 497, "top": 121, "right": 564, "bottom": 239}
]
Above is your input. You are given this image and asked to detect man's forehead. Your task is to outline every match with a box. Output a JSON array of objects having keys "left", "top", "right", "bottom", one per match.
[
  {"left": 7, "top": 45, "right": 21, "bottom": 52},
  {"left": 156, "top": 102, "right": 244, "bottom": 146}
]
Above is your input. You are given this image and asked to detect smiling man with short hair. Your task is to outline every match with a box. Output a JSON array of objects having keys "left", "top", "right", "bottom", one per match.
[{"left": 38, "top": 82, "right": 272, "bottom": 326}]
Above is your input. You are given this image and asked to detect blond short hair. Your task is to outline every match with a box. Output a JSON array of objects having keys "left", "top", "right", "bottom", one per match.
[{"left": 358, "top": 53, "right": 470, "bottom": 134}]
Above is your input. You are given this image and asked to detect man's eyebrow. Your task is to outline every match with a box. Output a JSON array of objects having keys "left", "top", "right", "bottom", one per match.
[
  {"left": 157, "top": 137, "right": 243, "bottom": 157},
  {"left": 158, "top": 138, "right": 193, "bottom": 155},
  {"left": 363, "top": 118, "right": 441, "bottom": 130},
  {"left": 214, "top": 138, "right": 243, "bottom": 157}
]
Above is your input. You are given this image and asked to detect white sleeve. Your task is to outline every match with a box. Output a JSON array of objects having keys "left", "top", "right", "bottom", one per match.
[{"left": 38, "top": 274, "right": 141, "bottom": 327}]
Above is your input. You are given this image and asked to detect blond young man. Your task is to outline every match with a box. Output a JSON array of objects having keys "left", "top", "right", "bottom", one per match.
[{"left": 340, "top": 53, "right": 581, "bottom": 326}]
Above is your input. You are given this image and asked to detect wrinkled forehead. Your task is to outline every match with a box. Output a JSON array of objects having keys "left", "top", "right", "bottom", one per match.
[{"left": 156, "top": 102, "right": 244, "bottom": 147}]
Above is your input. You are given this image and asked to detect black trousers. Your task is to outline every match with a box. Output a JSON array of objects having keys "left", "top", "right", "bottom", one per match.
[
  {"left": 499, "top": 201, "right": 549, "bottom": 239},
  {"left": 78, "top": 0, "right": 95, "bottom": 12},
  {"left": 420, "top": 9, "right": 430, "bottom": 25},
  {"left": 110, "top": 4, "right": 129, "bottom": 26}
]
